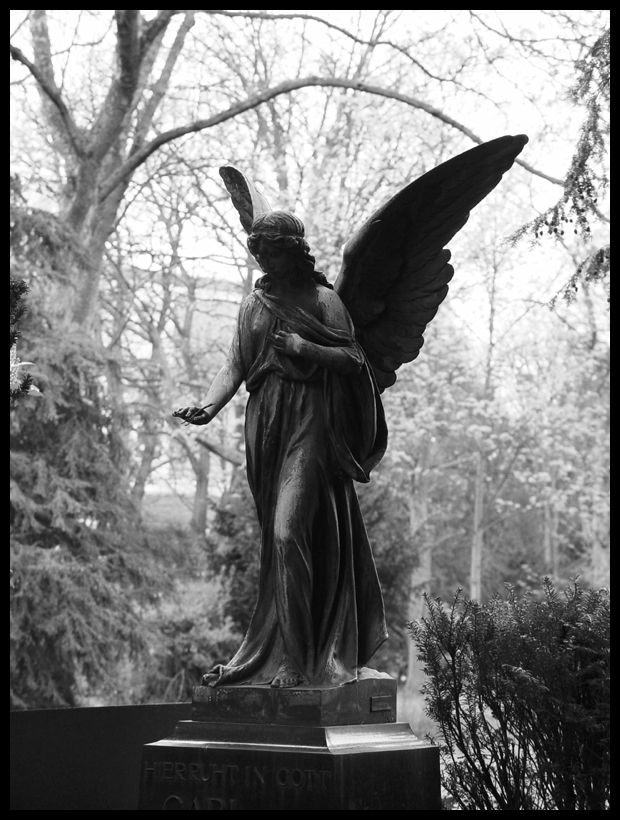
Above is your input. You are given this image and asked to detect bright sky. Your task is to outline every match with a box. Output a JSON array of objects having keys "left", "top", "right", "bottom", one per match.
[
  {"left": 10, "top": 9, "right": 609, "bottom": 500},
  {"left": 10, "top": 10, "right": 608, "bottom": 339}
]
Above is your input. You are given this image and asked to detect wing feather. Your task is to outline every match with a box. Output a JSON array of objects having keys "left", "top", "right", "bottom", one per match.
[
  {"left": 219, "top": 166, "right": 272, "bottom": 234},
  {"left": 335, "top": 135, "right": 528, "bottom": 390}
]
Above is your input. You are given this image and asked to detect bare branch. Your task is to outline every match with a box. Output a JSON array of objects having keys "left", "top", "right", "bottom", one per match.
[
  {"left": 171, "top": 431, "right": 201, "bottom": 474},
  {"left": 470, "top": 11, "right": 592, "bottom": 60},
  {"left": 485, "top": 440, "right": 529, "bottom": 509},
  {"left": 99, "top": 75, "right": 562, "bottom": 201},
  {"left": 131, "top": 11, "right": 196, "bottom": 152},
  {"left": 57, "top": 11, "right": 84, "bottom": 93},
  {"left": 206, "top": 9, "right": 450, "bottom": 84},
  {"left": 86, "top": 11, "right": 153, "bottom": 162},
  {"left": 10, "top": 10, "right": 31, "bottom": 40},
  {"left": 10, "top": 42, "right": 84, "bottom": 157},
  {"left": 140, "top": 10, "right": 181, "bottom": 55},
  {"left": 195, "top": 435, "right": 243, "bottom": 467}
]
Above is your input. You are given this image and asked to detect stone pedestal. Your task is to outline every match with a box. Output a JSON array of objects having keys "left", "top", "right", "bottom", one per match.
[{"left": 138, "top": 674, "right": 440, "bottom": 810}]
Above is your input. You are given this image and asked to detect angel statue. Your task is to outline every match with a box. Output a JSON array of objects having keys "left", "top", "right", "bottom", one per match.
[{"left": 173, "top": 134, "right": 528, "bottom": 689}]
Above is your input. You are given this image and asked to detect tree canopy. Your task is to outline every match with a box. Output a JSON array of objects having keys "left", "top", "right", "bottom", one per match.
[{"left": 10, "top": 10, "right": 609, "bottom": 708}]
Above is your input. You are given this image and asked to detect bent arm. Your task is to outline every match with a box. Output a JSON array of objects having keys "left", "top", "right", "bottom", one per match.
[
  {"left": 303, "top": 285, "right": 363, "bottom": 374},
  {"left": 297, "top": 338, "right": 363, "bottom": 375},
  {"left": 271, "top": 329, "right": 363, "bottom": 375}
]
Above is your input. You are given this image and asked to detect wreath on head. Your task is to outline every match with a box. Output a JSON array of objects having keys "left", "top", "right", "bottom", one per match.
[{"left": 248, "top": 212, "right": 332, "bottom": 291}]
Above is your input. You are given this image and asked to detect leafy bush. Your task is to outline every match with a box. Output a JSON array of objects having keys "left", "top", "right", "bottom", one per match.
[
  {"left": 410, "top": 579, "right": 610, "bottom": 810},
  {"left": 207, "top": 478, "right": 261, "bottom": 637},
  {"left": 139, "top": 577, "right": 241, "bottom": 703},
  {"left": 10, "top": 544, "right": 146, "bottom": 708}
]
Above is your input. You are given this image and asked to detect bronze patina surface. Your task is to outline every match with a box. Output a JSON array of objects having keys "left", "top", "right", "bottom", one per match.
[
  {"left": 173, "top": 137, "right": 529, "bottom": 692},
  {"left": 191, "top": 671, "right": 396, "bottom": 726},
  {"left": 157, "top": 137, "right": 529, "bottom": 809}
]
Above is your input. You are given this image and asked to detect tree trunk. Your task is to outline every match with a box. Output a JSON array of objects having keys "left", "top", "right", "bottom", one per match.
[
  {"left": 543, "top": 496, "right": 559, "bottom": 576},
  {"left": 469, "top": 449, "right": 485, "bottom": 600},
  {"left": 26, "top": 10, "right": 194, "bottom": 332},
  {"left": 404, "top": 464, "right": 431, "bottom": 702},
  {"left": 190, "top": 447, "right": 211, "bottom": 535},
  {"left": 405, "top": 541, "right": 432, "bottom": 701},
  {"left": 131, "top": 423, "right": 159, "bottom": 507}
]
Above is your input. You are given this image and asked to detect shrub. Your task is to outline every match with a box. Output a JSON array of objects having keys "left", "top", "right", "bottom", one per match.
[
  {"left": 139, "top": 577, "right": 241, "bottom": 704},
  {"left": 410, "top": 579, "right": 609, "bottom": 810},
  {"left": 10, "top": 543, "right": 146, "bottom": 708}
]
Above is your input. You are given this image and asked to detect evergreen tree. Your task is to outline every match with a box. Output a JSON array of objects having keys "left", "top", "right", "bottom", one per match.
[
  {"left": 10, "top": 277, "right": 34, "bottom": 403},
  {"left": 10, "top": 180, "right": 154, "bottom": 708}
]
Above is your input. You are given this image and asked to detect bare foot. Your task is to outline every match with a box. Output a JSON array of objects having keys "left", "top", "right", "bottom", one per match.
[
  {"left": 271, "top": 659, "right": 306, "bottom": 688},
  {"left": 200, "top": 664, "right": 226, "bottom": 687}
]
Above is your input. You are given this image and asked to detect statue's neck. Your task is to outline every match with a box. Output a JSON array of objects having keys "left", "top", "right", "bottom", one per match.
[
  {"left": 268, "top": 274, "right": 315, "bottom": 298},
  {"left": 258, "top": 284, "right": 322, "bottom": 322}
]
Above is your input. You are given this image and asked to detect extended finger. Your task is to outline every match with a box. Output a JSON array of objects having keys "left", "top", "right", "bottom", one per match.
[
  {"left": 178, "top": 407, "right": 198, "bottom": 420},
  {"left": 188, "top": 411, "right": 207, "bottom": 424}
]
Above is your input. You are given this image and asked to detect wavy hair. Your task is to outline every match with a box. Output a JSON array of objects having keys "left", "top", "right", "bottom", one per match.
[{"left": 247, "top": 211, "right": 333, "bottom": 291}]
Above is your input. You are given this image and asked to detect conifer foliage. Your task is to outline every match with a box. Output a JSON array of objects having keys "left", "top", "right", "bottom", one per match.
[
  {"left": 10, "top": 179, "right": 151, "bottom": 708},
  {"left": 410, "top": 580, "right": 610, "bottom": 810},
  {"left": 10, "top": 278, "right": 34, "bottom": 403}
]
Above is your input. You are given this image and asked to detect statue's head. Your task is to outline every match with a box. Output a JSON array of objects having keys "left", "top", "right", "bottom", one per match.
[
  {"left": 247, "top": 211, "right": 316, "bottom": 289},
  {"left": 249, "top": 210, "right": 305, "bottom": 242},
  {"left": 247, "top": 210, "right": 332, "bottom": 292},
  {"left": 247, "top": 211, "right": 306, "bottom": 272}
]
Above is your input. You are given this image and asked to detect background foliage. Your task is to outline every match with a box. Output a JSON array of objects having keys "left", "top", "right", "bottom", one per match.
[{"left": 10, "top": 10, "right": 609, "bottom": 708}]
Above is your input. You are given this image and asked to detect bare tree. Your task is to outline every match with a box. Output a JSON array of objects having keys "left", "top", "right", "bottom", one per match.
[{"left": 10, "top": 10, "right": 572, "bottom": 331}]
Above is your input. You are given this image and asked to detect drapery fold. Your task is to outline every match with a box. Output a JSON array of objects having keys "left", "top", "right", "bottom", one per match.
[{"left": 209, "top": 289, "right": 388, "bottom": 686}]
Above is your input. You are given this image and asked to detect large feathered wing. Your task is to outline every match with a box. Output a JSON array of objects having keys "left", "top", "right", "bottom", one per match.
[
  {"left": 334, "top": 134, "right": 529, "bottom": 391},
  {"left": 219, "top": 165, "right": 272, "bottom": 233}
]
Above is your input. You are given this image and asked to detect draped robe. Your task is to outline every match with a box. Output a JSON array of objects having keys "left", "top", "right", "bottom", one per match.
[{"left": 212, "top": 286, "right": 388, "bottom": 686}]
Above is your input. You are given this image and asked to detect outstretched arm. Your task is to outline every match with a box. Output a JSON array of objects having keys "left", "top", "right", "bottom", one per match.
[{"left": 174, "top": 358, "right": 244, "bottom": 425}]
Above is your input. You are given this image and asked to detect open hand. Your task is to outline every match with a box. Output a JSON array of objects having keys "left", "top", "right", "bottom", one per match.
[
  {"left": 271, "top": 330, "right": 305, "bottom": 357},
  {"left": 172, "top": 406, "right": 212, "bottom": 425}
]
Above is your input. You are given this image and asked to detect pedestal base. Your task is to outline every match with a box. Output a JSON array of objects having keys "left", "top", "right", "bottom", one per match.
[
  {"left": 191, "top": 668, "right": 397, "bottom": 726},
  {"left": 138, "top": 678, "right": 441, "bottom": 810}
]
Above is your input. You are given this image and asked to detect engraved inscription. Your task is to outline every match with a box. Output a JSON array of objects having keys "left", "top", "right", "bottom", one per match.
[
  {"left": 275, "top": 767, "right": 332, "bottom": 792},
  {"left": 144, "top": 760, "right": 267, "bottom": 788},
  {"left": 162, "top": 794, "right": 183, "bottom": 809},
  {"left": 162, "top": 794, "right": 240, "bottom": 810},
  {"left": 145, "top": 759, "right": 333, "bottom": 809}
]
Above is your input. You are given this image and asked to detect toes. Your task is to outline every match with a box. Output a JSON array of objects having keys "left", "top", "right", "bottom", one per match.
[{"left": 271, "top": 672, "right": 304, "bottom": 688}]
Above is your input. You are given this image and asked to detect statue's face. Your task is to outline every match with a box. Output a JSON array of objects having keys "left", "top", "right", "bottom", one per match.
[{"left": 255, "top": 242, "right": 290, "bottom": 278}]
